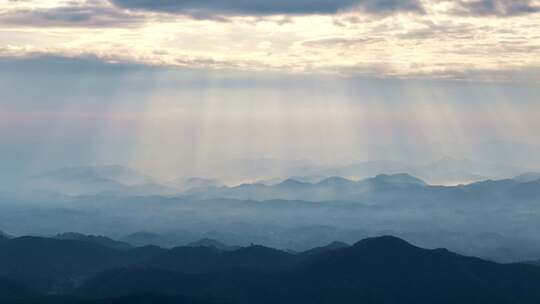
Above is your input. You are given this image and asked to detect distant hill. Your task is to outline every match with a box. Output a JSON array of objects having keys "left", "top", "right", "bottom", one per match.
[
  {"left": 187, "top": 173, "right": 428, "bottom": 201},
  {"left": 141, "top": 244, "right": 297, "bottom": 274},
  {"left": 306, "top": 157, "right": 525, "bottom": 185},
  {"left": 0, "top": 236, "right": 163, "bottom": 293},
  {"left": 54, "top": 233, "right": 132, "bottom": 250},
  {"left": 186, "top": 238, "right": 238, "bottom": 251},
  {"left": 366, "top": 173, "right": 426, "bottom": 186},
  {"left": 299, "top": 241, "right": 349, "bottom": 257},
  {"left": 170, "top": 178, "right": 223, "bottom": 192},
  {"left": 120, "top": 231, "right": 196, "bottom": 248},
  {"left": 514, "top": 172, "right": 540, "bottom": 183}
]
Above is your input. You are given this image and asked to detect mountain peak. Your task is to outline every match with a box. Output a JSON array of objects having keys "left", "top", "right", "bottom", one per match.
[
  {"left": 370, "top": 173, "right": 427, "bottom": 186},
  {"left": 353, "top": 235, "right": 419, "bottom": 251},
  {"left": 54, "top": 232, "right": 132, "bottom": 250},
  {"left": 278, "top": 178, "right": 309, "bottom": 188}
]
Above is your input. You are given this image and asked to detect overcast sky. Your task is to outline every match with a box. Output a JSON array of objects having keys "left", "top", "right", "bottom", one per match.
[{"left": 1, "top": 0, "right": 539, "bottom": 179}]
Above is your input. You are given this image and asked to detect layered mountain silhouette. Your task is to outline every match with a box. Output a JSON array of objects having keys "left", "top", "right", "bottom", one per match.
[
  {"left": 187, "top": 173, "right": 428, "bottom": 201},
  {"left": 170, "top": 177, "right": 224, "bottom": 192},
  {"left": 186, "top": 238, "right": 239, "bottom": 251},
  {"left": 3, "top": 235, "right": 540, "bottom": 304},
  {"left": 0, "top": 236, "right": 163, "bottom": 293},
  {"left": 54, "top": 233, "right": 133, "bottom": 250},
  {"left": 280, "top": 156, "right": 525, "bottom": 185},
  {"left": 120, "top": 231, "right": 198, "bottom": 248},
  {"left": 15, "top": 157, "right": 529, "bottom": 197},
  {"left": 3, "top": 170, "right": 540, "bottom": 262},
  {"left": 181, "top": 171, "right": 540, "bottom": 206},
  {"left": 178, "top": 156, "right": 527, "bottom": 186},
  {"left": 76, "top": 236, "right": 540, "bottom": 304}
]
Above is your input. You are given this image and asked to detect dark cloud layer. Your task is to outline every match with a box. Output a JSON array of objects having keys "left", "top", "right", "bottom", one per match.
[
  {"left": 456, "top": 0, "right": 540, "bottom": 16},
  {"left": 0, "top": 5, "right": 144, "bottom": 28},
  {"left": 110, "top": 0, "right": 424, "bottom": 17}
]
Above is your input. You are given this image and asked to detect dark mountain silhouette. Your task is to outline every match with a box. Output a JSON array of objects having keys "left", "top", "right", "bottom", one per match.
[
  {"left": 141, "top": 244, "right": 297, "bottom": 274},
  {"left": 299, "top": 241, "right": 349, "bottom": 257},
  {"left": 6, "top": 234, "right": 540, "bottom": 303},
  {"left": 54, "top": 233, "right": 132, "bottom": 250},
  {"left": 76, "top": 268, "right": 240, "bottom": 300},
  {"left": 0, "top": 237, "right": 163, "bottom": 292},
  {"left": 120, "top": 231, "right": 195, "bottom": 248},
  {"left": 120, "top": 231, "right": 165, "bottom": 246},
  {"left": 276, "top": 236, "right": 540, "bottom": 303},
  {"left": 186, "top": 238, "right": 238, "bottom": 251},
  {"left": 76, "top": 236, "right": 540, "bottom": 304}
]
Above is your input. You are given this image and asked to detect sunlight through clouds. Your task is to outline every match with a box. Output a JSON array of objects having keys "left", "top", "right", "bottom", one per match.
[
  {"left": 1, "top": 0, "right": 540, "bottom": 179},
  {"left": 0, "top": 0, "right": 539, "bottom": 81}
]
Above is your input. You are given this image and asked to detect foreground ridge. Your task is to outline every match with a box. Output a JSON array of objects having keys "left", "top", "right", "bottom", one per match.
[{"left": 1, "top": 235, "right": 540, "bottom": 303}]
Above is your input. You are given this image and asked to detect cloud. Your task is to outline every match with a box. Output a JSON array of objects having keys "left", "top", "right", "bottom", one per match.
[
  {"left": 110, "top": 0, "right": 424, "bottom": 17},
  {"left": 0, "top": 1, "right": 145, "bottom": 28},
  {"left": 0, "top": 53, "right": 151, "bottom": 74},
  {"left": 455, "top": 0, "right": 540, "bottom": 16}
]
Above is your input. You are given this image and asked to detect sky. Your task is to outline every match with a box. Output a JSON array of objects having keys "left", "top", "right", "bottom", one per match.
[{"left": 0, "top": 0, "right": 540, "bottom": 179}]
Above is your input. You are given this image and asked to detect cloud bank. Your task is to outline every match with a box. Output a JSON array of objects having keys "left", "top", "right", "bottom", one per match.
[
  {"left": 110, "top": 0, "right": 424, "bottom": 17},
  {"left": 1, "top": 0, "right": 539, "bottom": 82},
  {"left": 455, "top": 0, "right": 540, "bottom": 17}
]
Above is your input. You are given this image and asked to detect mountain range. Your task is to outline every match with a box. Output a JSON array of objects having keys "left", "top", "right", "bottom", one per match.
[
  {"left": 8, "top": 156, "right": 536, "bottom": 197},
  {"left": 185, "top": 173, "right": 426, "bottom": 201},
  {"left": 186, "top": 172, "right": 540, "bottom": 202},
  {"left": 2, "top": 170, "right": 540, "bottom": 263},
  {"left": 202, "top": 156, "right": 530, "bottom": 186},
  {"left": 3, "top": 234, "right": 540, "bottom": 303}
]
